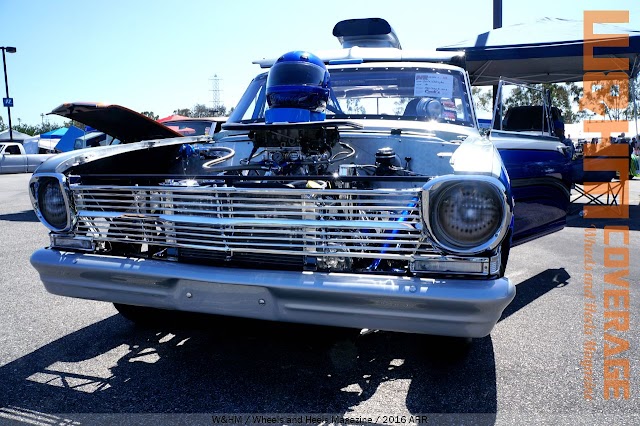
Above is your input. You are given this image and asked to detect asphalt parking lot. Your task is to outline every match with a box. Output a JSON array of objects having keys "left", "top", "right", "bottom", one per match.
[{"left": 0, "top": 173, "right": 638, "bottom": 425}]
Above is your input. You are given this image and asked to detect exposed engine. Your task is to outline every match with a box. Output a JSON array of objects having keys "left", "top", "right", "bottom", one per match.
[
  {"left": 246, "top": 126, "right": 341, "bottom": 176},
  {"left": 198, "top": 123, "right": 416, "bottom": 183}
]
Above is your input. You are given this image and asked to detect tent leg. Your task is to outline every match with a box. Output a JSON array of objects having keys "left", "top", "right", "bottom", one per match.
[{"left": 633, "top": 76, "right": 639, "bottom": 137}]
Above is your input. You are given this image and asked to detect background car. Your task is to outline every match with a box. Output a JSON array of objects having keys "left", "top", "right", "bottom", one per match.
[{"left": 161, "top": 117, "right": 227, "bottom": 137}]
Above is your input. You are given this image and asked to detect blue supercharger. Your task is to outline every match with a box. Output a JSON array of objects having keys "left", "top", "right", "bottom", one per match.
[{"left": 265, "top": 51, "right": 330, "bottom": 123}]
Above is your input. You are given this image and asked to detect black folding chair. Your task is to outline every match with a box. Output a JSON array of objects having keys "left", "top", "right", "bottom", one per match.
[{"left": 570, "top": 156, "right": 625, "bottom": 216}]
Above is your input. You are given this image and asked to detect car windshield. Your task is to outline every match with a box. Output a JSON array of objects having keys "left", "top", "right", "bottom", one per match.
[
  {"left": 163, "top": 120, "right": 213, "bottom": 136},
  {"left": 228, "top": 66, "right": 475, "bottom": 127}
]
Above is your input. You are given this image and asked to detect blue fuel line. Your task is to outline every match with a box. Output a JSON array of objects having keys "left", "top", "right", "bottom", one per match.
[{"left": 367, "top": 196, "right": 419, "bottom": 271}]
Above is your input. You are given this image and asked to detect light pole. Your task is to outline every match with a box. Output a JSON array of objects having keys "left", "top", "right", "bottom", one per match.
[{"left": 1, "top": 46, "right": 17, "bottom": 141}]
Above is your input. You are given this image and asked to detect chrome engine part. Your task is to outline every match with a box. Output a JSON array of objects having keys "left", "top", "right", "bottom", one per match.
[{"left": 243, "top": 126, "right": 341, "bottom": 176}]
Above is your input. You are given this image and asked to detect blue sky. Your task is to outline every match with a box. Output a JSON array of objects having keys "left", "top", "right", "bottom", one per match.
[{"left": 1, "top": 0, "right": 638, "bottom": 127}]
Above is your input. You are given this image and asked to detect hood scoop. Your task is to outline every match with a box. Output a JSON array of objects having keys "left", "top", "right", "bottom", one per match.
[{"left": 333, "top": 18, "right": 402, "bottom": 50}]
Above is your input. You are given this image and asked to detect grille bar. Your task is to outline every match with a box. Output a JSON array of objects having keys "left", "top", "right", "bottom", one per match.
[
  {"left": 74, "top": 187, "right": 421, "bottom": 222},
  {"left": 72, "top": 184, "right": 436, "bottom": 260}
]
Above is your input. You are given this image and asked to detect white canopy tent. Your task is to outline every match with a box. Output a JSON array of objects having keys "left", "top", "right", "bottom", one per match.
[
  {"left": 0, "top": 129, "right": 32, "bottom": 142},
  {"left": 438, "top": 17, "right": 640, "bottom": 138},
  {"left": 437, "top": 17, "right": 640, "bottom": 85}
]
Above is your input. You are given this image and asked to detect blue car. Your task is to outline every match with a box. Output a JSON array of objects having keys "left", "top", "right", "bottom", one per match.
[{"left": 29, "top": 18, "right": 572, "bottom": 338}]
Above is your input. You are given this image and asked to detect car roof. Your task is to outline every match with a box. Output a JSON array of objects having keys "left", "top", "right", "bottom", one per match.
[{"left": 253, "top": 48, "right": 466, "bottom": 69}]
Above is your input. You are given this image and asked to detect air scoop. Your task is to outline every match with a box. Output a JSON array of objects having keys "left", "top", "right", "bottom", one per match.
[{"left": 333, "top": 18, "right": 401, "bottom": 49}]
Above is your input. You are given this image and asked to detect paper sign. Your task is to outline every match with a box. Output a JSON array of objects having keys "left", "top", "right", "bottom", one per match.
[{"left": 414, "top": 73, "right": 453, "bottom": 98}]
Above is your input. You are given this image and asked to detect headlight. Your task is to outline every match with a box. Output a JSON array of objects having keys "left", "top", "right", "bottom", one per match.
[
  {"left": 30, "top": 174, "right": 73, "bottom": 232},
  {"left": 422, "top": 177, "right": 510, "bottom": 254}
]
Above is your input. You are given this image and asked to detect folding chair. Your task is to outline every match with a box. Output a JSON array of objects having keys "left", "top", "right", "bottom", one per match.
[{"left": 570, "top": 156, "right": 624, "bottom": 216}]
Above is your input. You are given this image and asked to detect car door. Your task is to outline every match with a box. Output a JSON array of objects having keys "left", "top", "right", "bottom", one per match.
[
  {"left": 489, "top": 80, "right": 572, "bottom": 246},
  {"left": 1, "top": 145, "right": 27, "bottom": 174}
]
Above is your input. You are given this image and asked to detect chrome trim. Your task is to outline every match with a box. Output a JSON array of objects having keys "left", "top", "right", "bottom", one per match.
[
  {"left": 31, "top": 248, "right": 516, "bottom": 337},
  {"left": 421, "top": 175, "right": 512, "bottom": 255},
  {"left": 50, "top": 234, "right": 95, "bottom": 251},
  {"left": 71, "top": 185, "right": 436, "bottom": 261},
  {"left": 76, "top": 211, "right": 418, "bottom": 231},
  {"left": 29, "top": 173, "right": 76, "bottom": 233},
  {"left": 411, "top": 254, "right": 492, "bottom": 275}
]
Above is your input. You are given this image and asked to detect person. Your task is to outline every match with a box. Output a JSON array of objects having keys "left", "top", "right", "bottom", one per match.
[
  {"left": 629, "top": 137, "right": 638, "bottom": 178},
  {"left": 552, "top": 107, "right": 565, "bottom": 140},
  {"left": 551, "top": 107, "right": 574, "bottom": 158}
]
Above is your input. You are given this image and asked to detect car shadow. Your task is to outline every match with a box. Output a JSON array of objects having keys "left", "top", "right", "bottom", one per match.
[
  {"left": 0, "top": 268, "right": 570, "bottom": 425},
  {"left": 0, "top": 311, "right": 498, "bottom": 425},
  {"left": 0, "top": 210, "right": 39, "bottom": 223},
  {"left": 500, "top": 267, "right": 570, "bottom": 321},
  {"left": 566, "top": 203, "right": 640, "bottom": 231}
]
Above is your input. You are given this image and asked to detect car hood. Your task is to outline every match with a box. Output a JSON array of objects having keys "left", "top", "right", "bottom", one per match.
[{"left": 49, "top": 102, "right": 183, "bottom": 143}]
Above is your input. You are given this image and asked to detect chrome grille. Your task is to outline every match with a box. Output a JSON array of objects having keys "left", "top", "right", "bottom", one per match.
[{"left": 72, "top": 185, "right": 436, "bottom": 260}]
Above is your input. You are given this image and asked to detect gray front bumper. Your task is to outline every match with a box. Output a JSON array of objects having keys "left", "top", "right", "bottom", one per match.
[{"left": 30, "top": 248, "right": 515, "bottom": 338}]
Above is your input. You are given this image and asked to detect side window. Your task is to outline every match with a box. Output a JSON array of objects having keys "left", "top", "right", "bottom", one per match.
[
  {"left": 74, "top": 139, "right": 83, "bottom": 150},
  {"left": 241, "top": 84, "right": 266, "bottom": 121},
  {"left": 227, "top": 74, "right": 268, "bottom": 123},
  {"left": 6, "top": 145, "right": 21, "bottom": 155}
]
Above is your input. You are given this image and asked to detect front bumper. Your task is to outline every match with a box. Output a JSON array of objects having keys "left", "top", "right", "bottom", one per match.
[{"left": 30, "top": 248, "right": 515, "bottom": 338}]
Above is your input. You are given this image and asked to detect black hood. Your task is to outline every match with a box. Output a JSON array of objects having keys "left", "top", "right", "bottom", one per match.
[{"left": 50, "top": 102, "right": 183, "bottom": 143}]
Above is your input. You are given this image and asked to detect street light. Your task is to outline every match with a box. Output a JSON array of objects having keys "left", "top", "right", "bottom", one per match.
[{"left": 1, "top": 46, "right": 17, "bottom": 141}]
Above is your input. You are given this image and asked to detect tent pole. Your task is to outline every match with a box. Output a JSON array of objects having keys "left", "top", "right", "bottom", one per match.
[
  {"left": 493, "top": 0, "right": 502, "bottom": 29},
  {"left": 633, "top": 76, "right": 639, "bottom": 138},
  {"left": 492, "top": 0, "right": 502, "bottom": 109}
]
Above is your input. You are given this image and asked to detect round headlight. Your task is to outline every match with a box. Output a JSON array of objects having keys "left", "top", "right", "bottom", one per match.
[
  {"left": 38, "top": 179, "right": 68, "bottom": 230},
  {"left": 430, "top": 182, "right": 503, "bottom": 250}
]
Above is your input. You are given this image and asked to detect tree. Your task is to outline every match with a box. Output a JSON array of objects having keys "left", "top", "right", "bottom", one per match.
[
  {"left": 38, "top": 121, "right": 61, "bottom": 134},
  {"left": 173, "top": 104, "right": 228, "bottom": 118},
  {"left": 12, "top": 120, "right": 72, "bottom": 136},
  {"left": 503, "top": 82, "right": 581, "bottom": 123},
  {"left": 64, "top": 120, "right": 87, "bottom": 131},
  {"left": 629, "top": 74, "right": 640, "bottom": 128},
  {"left": 13, "top": 121, "right": 39, "bottom": 136},
  {"left": 210, "top": 105, "right": 227, "bottom": 117},
  {"left": 393, "top": 98, "right": 411, "bottom": 115},
  {"left": 173, "top": 108, "right": 191, "bottom": 116},
  {"left": 141, "top": 111, "right": 159, "bottom": 121},
  {"left": 0, "top": 116, "right": 6, "bottom": 132},
  {"left": 191, "top": 104, "right": 213, "bottom": 118},
  {"left": 346, "top": 99, "right": 365, "bottom": 114},
  {"left": 472, "top": 87, "right": 493, "bottom": 113},
  {"left": 577, "top": 74, "right": 640, "bottom": 123}
]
